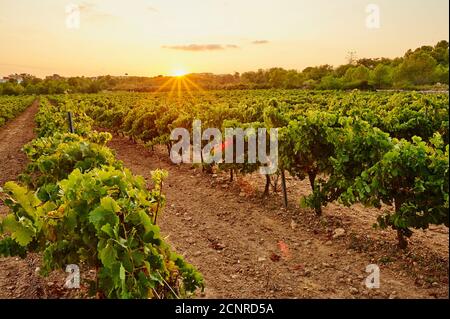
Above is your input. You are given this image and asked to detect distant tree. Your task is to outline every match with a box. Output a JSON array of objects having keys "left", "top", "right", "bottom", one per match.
[
  {"left": 268, "top": 68, "right": 288, "bottom": 88},
  {"left": 284, "top": 70, "right": 304, "bottom": 88},
  {"left": 344, "top": 65, "right": 370, "bottom": 83},
  {"left": 334, "top": 64, "right": 353, "bottom": 77},
  {"left": 390, "top": 57, "right": 404, "bottom": 67},
  {"left": 370, "top": 64, "right": 393, "bottom": 88},
  {"left": 434, "top": 64, "right": 449, "bottom": 84},
  {"left": 356, "top": 58, "right": 380, "bottom": 69},
  {"left": 318, "top": 75, "right": 343, "bottom": 90},
  {"left": 20, "top": 74, "right": 41, "bottom": 86},
  {"left": 1, "top": 82, "right": 24, "bottom": 95},
  {"left": 431, "top": 40, "right": 449, "bottom": 66},
  {"left": 302, "top": 65, "right": 333, "bottom": 81},
  {"left": 241, "top": 71, "right": 257, "bottom": 85},
  {"left": 394, "top": 52, "right": 437, "bottom": 86}
]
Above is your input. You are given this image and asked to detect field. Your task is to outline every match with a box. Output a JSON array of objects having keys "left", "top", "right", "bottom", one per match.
[{"left": 0, "top": 89, "right": 448, "bottom": 299}]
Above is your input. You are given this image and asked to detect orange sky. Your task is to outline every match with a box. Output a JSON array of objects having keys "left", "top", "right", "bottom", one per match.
[{"left": 0, "top": 0, "right": 448, "bottom": 77}]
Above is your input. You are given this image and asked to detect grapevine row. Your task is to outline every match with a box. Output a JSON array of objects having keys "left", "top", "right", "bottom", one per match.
[
  {"left": 0, "top": 95, "right": 35, "bottom": 127},
  {"left": 0, "top": 97, "right": 204, "bottom": 298},
  {"left": 58, "top": 90, "right": 449, "bottom": 249}
]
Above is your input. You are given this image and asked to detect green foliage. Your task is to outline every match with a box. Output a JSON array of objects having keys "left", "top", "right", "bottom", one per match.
[
  {"left": 395, "top": 52, "right": 438, "bottom": 86},
  {"left": 0, "top": 96, "right": 204, "bottom": 299},
  {"left": 35, "top": 97, "right": 93, "bottom": 137},
  {"left": 342, "top": 133, "right": 449, "bottom": 237},
  {"left": 89, "top": 89, "right": 447, "bottom": 247},
  {"left": 0, "top": 95, "right": 35, "bottom": 127},
  {"left": 279, "top": 111, "right": 338, "bottom": 214},
  {"left": 1, "top": 167, "right": 203, "bottom": 298},
  {"left": 20, "top": 132, "right": 120, "bottom": 190},
  {"left": 1, "top": 41, "right": 448, "bottom": 94},
  {"left": 370, "top": 64, "right": 393, "bottom": 88},
  {"left": 6, "top": 88, "right": 446, "bottom": 253}
]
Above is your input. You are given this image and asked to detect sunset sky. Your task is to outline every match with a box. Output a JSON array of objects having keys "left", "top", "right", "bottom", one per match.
[{"left": 0, "top": 0, "right": 448, "bottom": 77}]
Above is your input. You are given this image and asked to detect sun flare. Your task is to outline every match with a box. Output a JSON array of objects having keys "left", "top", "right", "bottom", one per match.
[
  {"left": 156, "top": 68, "right": 205, "bottom": 98},
  {"left": 172, "top": 69, "right": 188, "bottom": 77}
]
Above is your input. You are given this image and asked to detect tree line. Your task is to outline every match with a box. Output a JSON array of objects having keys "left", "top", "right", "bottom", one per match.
[{"left": 0, "top": 40, "right": 448, "bottom": 95}]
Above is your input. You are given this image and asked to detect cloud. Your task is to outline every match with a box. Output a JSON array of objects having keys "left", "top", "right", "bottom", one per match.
[
  {"left": 252, "top": 40, "right": 270, "bottom": 45},
  {"left": 162, "top": 44, "right": 240, "bottom": 51},
  {"left": 147, "top": 6, "right": 158, "bottom": 12},
  {"left": 78, "top": 2, "right": 95, "bottom": 13},
  {"left": 76, "top": 2, "right": 117, "bottom": 21}
]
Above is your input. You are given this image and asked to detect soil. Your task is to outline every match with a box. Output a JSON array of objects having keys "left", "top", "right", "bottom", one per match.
[
  {"left": 0, "top": 100, "right": 38, "bottom": 188},
  {"left": 105, "top": 135, "right": 449, "bottom": 299},
  {"left": 0, "top": 102, "right": 448, "bottom": 299}
]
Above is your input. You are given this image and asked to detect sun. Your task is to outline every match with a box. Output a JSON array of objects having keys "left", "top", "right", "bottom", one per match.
[
  {"left": 172, "top": 69, "right": 188, "bottom": 77},
  {"left": 157, "top": 68, "right": 205, "bottom": 98}
]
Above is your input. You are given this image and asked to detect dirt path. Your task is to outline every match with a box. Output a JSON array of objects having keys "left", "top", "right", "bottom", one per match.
[
  {"left": 0, "top": 100, "right": 38, "bottom": 187},
  {"left": 0, "top": 100, "right": 48, "bottom": 298},
  {"left": 107, "top": 134, "right": 449, "bottom": 299}
]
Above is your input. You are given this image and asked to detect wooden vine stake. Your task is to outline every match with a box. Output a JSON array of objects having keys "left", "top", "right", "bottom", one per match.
[
  {"left": 280, "top": 170, "right": 288, "bottom": 208},
  {"left": 67, "top": 112, "right": 74, "bottom": 133}
]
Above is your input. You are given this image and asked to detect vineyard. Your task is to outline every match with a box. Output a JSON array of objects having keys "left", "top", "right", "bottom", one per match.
[
  {"left": 0, "top": 96, "right": 35, "bottom": 128},
  {"left": 0, "top": 89, "right": 448, "bottom": 299},
  {"left": 67, "top": 90, "right": 449, "bottom": 248},
  {"left": 0, "top": 96, "right": 203, "bottom": 298}
]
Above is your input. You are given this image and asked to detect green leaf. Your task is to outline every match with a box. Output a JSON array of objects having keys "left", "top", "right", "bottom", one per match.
[
  {"left": 99, "top": 243, "right": 118, "bottom": 268},
  {"left": 138, "top": 210, "right": 155, "bottom": 233},
  {"left": 131, "top": 251, "right": 145, "bottom": 267},
  {"left": 89, "top": 203, "right": 119, "bottom": 231},
  {"left": 101, "top": 196, "right": 121, "bottom": 213},
  {"left": 119, "top": 264, "right": 126, "bottom": 281},
  {"left": 101, "top": 223, "right": 116, "bottom": 238},
  {"left": 3, "top": 182, "right": 40, "bottom": 219},
  {"left": 1, "top": 215, "right": 35, "bottom": 247}
]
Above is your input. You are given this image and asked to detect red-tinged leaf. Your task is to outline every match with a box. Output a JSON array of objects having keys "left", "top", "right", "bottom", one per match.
[{"left": 278, "top": 240, "right": 291, "bottom": 260}]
